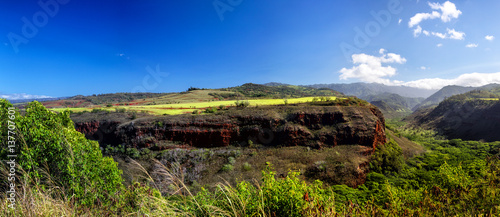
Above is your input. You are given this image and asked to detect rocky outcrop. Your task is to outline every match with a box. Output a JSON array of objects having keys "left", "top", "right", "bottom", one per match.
[
  {"left": 75, "top": 120, "right": 122, "bottom": 146},
  {"left": 72, "top": 105, "right": 386, "bottom": 151}
]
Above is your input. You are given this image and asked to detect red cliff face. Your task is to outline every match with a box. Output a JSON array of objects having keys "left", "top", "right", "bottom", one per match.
[
  {"left": 72, "top": 105, "right": 386, "bottom": 152},
  {"left": 74, "top": 120, "right": 122, "bottom": 146}
]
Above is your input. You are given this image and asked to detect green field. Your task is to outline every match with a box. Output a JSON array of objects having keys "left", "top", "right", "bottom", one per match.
[
  {"left": 51, "top": 96, "right": 338, "bottom": 115},
  {"left": 479, "top": 98, "right": 500, "bottom": 101}
]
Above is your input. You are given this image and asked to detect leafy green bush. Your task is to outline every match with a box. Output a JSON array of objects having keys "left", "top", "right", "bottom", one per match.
[
  {"left": 0, "top": 100, "right": 124, "bottom": 208},
  {"left": 370, "top": 138, "right": 404, "bottom": 174},
  {"left": 204, "top": 107, "right": 217, "bottom": 113},
  {"left": 242, "top": 162, "right": 252, "bottom": 171},
  {"left": 228, "top": 156, "right": 236, "bottom": 165},
  {"left": 234, "top": 100, "right": 250, "bottom": 108},
  {"left": 193, "top": 163, "right": 335, "bottom": 216},
  {"left": 221, "top": 164, "right": 234, "bottom": 172},
  {"left": 126, "top": 147, "right": 141, "bottom": 159}
]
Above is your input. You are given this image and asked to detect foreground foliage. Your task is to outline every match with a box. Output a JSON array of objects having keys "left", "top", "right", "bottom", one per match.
[{"left": 1, "top": 100, "right": 500, "bottom": 216}]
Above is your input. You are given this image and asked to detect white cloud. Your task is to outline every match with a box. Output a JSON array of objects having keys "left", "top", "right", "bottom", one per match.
[
  {"left": 398, "top": 19, "right": 402, "bottom": 24},
  {"left": 466, "top": 43, "right": 478, "bottom": 48},
  {"left": 437, "top": 43, "right": 443, "bottom": 47},
  {"left": 339, "top": 50, "right": 406, "bottom": 85},
  {"left": 413, "top": 25, "right": 422, "bottom": 37},
  {"left": 485, "top": 35, "right": 495, "bottom": 41},
  {"left": 408, "top": 1, "right": 461, "bottom": 27},
  {"left": 408, "top": 11, "right": 440, "bottom": 28},
  {"left": 409, "top": 1, "right": 463, "bottom": 39},
  {"left": 432, "top": 31, "right": 447, "bottom": 39},
  {"left": 0, "top": 93, "right": 52, "bottom": 100},
  {"left": 430, "top": 28, "right": 465, "bottom": 40},
  {"left": 428, "top": 1, "right": 462, "bottom": 22},
  {"left": 402, "top": 72, "right": 500, "bottom": 89},
  {"left": 420, "top": 66, "right": 427, "bottom": 70},
  {"left": 447, "top": 28, "right": 465, "bottom": 40}
]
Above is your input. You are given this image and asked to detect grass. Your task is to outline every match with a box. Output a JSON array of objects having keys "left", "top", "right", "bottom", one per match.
[{"left": 51, "top": 96, "right": 339, "bottom": 115}]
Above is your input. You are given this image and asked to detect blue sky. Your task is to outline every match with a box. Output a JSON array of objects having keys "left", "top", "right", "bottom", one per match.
[{"left": 1, "top": 0, "right": 499, "bottom": 98}]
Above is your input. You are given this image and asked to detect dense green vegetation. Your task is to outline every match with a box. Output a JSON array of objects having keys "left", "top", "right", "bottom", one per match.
[
  {"left": 70, "top": 92, "right": 166, "bottom": 105},
  {"left": 226, "top": 83, "right": 343, "bottom": 99},
  {"left": 363, "top": 122, "right": 500, "bottom": 215},
  {"left": 1, "top": 99, "right": 500, "bottom": 216}
]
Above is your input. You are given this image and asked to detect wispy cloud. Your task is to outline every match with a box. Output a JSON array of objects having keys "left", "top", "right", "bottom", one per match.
[
  {"left": 409, "top": 1, "right": 464, "bottom": 40},
  {"left": 437, "top": 43, "right": 443, "bottom": 47},
  {"left": 430, "top": 28, "right": 465, "bottom": 40},
  {"left": 485, "top": 35, "right": 495, "bottom": 41},
  {"left": 466, "top": 43, "right": 478, "bottom": 48},
  {"left": 409, "top": 11, "right": 440, "bottom": 28}
]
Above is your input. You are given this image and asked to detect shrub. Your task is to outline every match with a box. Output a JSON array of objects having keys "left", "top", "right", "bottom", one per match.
[
  {"left": 115, "top": 108, "right": 126, "bottom": 112},
  {"left": 234, "top": 100, "right": 250, "bottom": 108},
  {"left": 228, "top": 156, "right": 236, "bottom": 165},
  {"left": 248, "top": 140, "right": 255, "bottom": 148},
  {"left": 204, "top": 107, "right": 217, "bottom": 113},
  {"left": 370, "top": 138, "right": 404, "bottom": 174},
  {"left": 221, "top": 164, "right": 234, "bottom": 172},
  {"left": 126, "top": 148, "right": 141, "bottom": 159},
  {"left": 242, "top": 162, "right": 252, "bottom": 171},
  {"left": 0, "top": 100, "right": 124, "bottom": 208}
]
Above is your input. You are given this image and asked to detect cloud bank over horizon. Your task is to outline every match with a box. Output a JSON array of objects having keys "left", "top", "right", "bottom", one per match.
[
  {"left": 0, "top": 93, "right": 53, "bottom": 100},
  {"left": 339, "top": 50, "right": 500, "bottom": 90}
]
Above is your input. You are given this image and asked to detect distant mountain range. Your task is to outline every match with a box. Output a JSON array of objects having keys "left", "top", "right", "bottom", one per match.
[
  {"left": 412, "top": 83, "right": 500, "bottom": 111},
  {"left": 0, "top": 93, "right": 67, "bottom": 104},
  {"left": 303, "top": 83, "right": 437, "bottom": 99},
  {"left": 264, "top": 82, "right": 500, "bottom": 119},
  {"left": 412, "top": 85, "right": 477, "bottom": 110}
]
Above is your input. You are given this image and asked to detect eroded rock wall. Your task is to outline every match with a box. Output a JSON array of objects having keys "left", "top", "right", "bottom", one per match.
[{"left": 73, "top": 105, "right": 386, "bottom": 151}]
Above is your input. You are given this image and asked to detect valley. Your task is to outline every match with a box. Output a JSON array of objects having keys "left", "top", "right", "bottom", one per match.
[
  {"left": 3, "top": 1, "right": 500, "bottom": 216},
  {"left": 2, "top": 82, "right": 500, "bottom": 216}
]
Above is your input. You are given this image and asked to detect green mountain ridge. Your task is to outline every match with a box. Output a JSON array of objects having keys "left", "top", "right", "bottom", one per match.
[{"left": 406, "top": 86, "right": 500, "bottom": 142}]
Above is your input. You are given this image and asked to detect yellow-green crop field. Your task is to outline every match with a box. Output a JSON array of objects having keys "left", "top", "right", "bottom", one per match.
[
  {"left": 479, "top": 98, "right": 500, "bottom": 101},
  {"left": 51, "top": 96, "right": 338, "bottom": 115}
]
